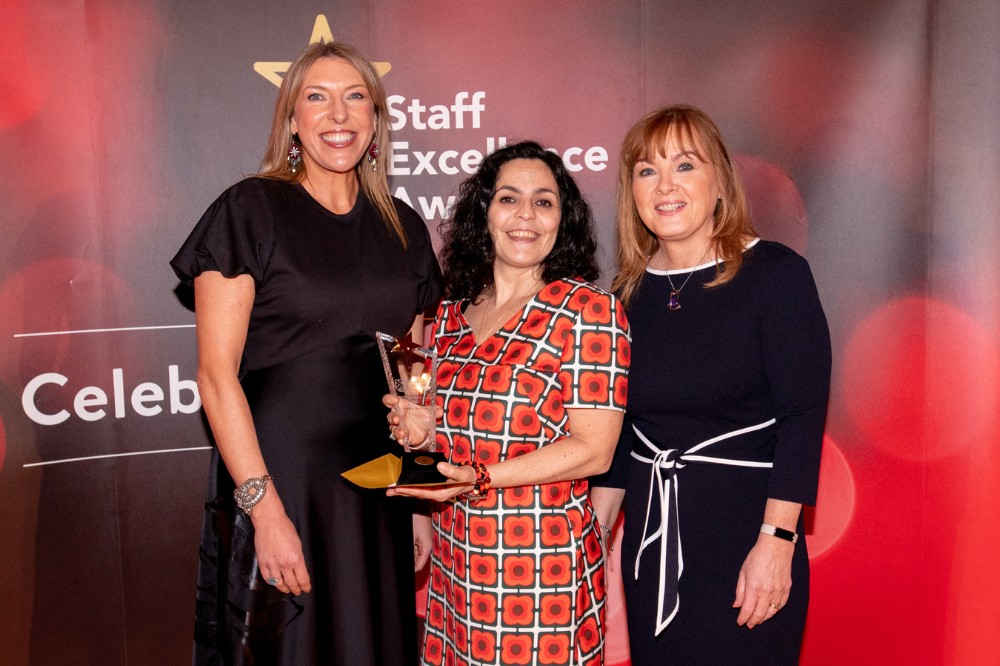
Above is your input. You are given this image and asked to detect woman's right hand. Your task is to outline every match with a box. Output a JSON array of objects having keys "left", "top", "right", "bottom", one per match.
[
  {"left": 193, "top": 272, "right": 312, "bottom": 596},
  {"left": 250, "top": 492, "right": 312, "bottom": 596},
  {"left": 382, "top": 394, "right": 441, "bottom": 450},
  {"left": 386, "top": 461, "right": 477, "bottom": 502}
]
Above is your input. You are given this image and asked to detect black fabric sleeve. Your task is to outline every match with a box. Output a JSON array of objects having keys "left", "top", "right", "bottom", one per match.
[
  {"left": 759, "top": 250, "right": 832, "bottom": 505},
  {"left": 170, "top": 178, "right": 276, "bottom": 286},
  {"left": 394, "top": 199, "right": 443, "bottom": 316}
]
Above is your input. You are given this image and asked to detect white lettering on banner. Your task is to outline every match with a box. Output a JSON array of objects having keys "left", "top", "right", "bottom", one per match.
[
  {"left": 21, "top": 365, "right": 201, "bottom": 426},
  {"left": 390, "top": 137, "right": 508, "bottom": 177},
  {"left": 547, "top": 145, "right": 609, "bottom": 173},
  {"left": 393, "top": 187, "right": 456, "bottom": 220},
  {"left": 390, "top": 137, "right": 606, "bottom": 179},
  {"left": 387, "top": 92, "right": 487, "bottom": 131},
  {"left": 382, "top": 88, "right": 608, "bottom": 220}
]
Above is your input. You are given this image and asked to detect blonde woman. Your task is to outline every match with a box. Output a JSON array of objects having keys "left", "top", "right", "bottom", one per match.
[{"left": 171, "top": 42, "right": 441, "bottom": 664}]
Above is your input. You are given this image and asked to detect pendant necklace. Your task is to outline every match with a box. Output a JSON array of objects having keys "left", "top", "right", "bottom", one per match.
[
  {"left": 477, "top": 282, "right": 542, "bottom": 341},
  {"left": 664, "top": 246, "right": 712, "bottom": 312},
  {"left": 478, "top": 294, "right": 512, "bottom": 341}
]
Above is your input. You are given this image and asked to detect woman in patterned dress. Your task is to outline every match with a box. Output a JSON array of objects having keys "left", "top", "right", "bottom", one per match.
[{"left": 388, "top": 141, "right": 631, "bottom": 666}]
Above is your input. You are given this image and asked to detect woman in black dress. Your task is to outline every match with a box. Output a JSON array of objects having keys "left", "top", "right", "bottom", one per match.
[
  {"left": 592, "top": 105, "right": 831, "bottom": 664},
  {"left": 171, "top": 42, "right": 441, "bottom": 664}
]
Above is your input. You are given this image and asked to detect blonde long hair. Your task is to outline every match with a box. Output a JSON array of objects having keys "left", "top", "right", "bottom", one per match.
[
  {"left": 257, "top": 42, "right": 406, "bottom": 246},
  {"left": 612, "top": 105, "right": 756, "bottom": 307}
]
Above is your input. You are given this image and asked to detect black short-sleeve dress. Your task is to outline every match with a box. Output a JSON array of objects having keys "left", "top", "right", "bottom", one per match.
[
  {"left": 170, "top": 177, "right": 442, "bottom": 665},
  {"left": 599, "top": 240, "right": 831, "bottom": 665}
]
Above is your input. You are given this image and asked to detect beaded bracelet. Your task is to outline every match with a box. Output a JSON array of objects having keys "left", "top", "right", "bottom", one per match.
[
  {"left": 234, "top": 474, "right": 273, "bottom": 515},
  {"left": 459, "top": 461, "right": 491, "bottom": 505}
]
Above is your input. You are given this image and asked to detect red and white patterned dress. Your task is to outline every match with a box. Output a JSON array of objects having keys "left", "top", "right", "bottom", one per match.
[{"left": 421, "top": 278, "right": 630, "bottom": 666}]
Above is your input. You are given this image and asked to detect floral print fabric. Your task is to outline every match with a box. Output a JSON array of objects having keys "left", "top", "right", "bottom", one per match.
[{"left": 421, "top": 278, "right": 630, "bottom": 666}]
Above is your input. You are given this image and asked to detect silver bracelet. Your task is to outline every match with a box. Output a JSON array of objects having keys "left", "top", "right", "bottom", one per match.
[
  {"left": 234, "top": 474, "right": 273, "bottom": 515},
  {"left": 599, "top": 523, "right": 614, "bottom": 551}
]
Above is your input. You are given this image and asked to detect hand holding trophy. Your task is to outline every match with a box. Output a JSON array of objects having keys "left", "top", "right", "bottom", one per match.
[
  {"left": 376, "top": 331, "right": 438, "bottom": 452},
  {"left": 339, "top": 332, "right": 447, "bottom": 489}
]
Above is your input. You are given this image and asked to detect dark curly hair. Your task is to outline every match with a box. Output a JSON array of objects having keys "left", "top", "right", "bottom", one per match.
[{"left": 438, "top": 141, "right": 599, "bottom": 302}]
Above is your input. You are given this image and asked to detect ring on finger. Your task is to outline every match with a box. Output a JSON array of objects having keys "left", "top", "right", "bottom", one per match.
[
  {"left": 266, "top": 576, "right": 281, "bottom": 585},
  {"left": 768, "top": 603, "right": 781, "bottom": 610}
]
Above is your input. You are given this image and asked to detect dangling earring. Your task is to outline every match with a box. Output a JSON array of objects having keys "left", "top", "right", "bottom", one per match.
[
  {"left": 287, "top": 133, "right": 302, "bottom": 173},
  {"left": 367, "top": 141, "right": 381, "bottom": 172}
]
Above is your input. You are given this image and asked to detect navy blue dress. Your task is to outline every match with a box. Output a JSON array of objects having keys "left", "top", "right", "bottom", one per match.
[
  {"left": 599, "top": 240, "right": 830, "bottom": 665},
  {"left": 171, "top": 178, "right": 442, "bottom": 665}
]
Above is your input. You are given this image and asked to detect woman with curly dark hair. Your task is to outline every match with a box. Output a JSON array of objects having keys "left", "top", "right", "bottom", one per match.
[
  {"left": 437, "top": 141, "right": 600, "bottom": 303},
  {"left": 388, "top": 141, "right": 631, "bottom": 666}
]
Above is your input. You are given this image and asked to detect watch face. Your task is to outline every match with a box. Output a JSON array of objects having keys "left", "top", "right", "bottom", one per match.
[{"left": 762, "top": 524, "right": 797, "bottom": 542}]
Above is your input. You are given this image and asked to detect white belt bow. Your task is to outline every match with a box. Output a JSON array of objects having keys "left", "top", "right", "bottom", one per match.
[{"left": 630, "top": 418, "right": 776, "bottom": 635}]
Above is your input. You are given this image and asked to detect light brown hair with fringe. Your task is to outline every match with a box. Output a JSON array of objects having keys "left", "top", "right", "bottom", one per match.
[
  {"left": 257, "top": 42, "right": 406, "bottom": 246},
  {"left": 612, "top": 105, "right": 756, "bottom": 307}
]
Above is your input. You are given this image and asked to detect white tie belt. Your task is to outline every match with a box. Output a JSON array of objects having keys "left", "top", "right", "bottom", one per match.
[{"left": 630, "top": 418, "right": 777, "bottom": 635}]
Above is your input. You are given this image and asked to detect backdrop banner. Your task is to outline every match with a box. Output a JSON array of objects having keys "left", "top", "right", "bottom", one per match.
[{"left": 1, "top": 1, "right": 998, "bottom": 664}]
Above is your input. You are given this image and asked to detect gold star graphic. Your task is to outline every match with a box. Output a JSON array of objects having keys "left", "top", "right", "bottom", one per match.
[{"left": 254, "top": 14, "right": 391, "bottom": 87}]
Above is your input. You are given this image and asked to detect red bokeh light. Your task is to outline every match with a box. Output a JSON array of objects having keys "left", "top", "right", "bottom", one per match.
[
  {"left": 804, "top": 436, "right": 855, "bottom": 559},
  {"left": 734, "top": 154, "right": 809, "bottom": 255},
  {"left": 840, "top": 296, "right": 1000, "bottom": 462},
  {"left": 0, "top": 1, "right": 45, "bottom": 131}
]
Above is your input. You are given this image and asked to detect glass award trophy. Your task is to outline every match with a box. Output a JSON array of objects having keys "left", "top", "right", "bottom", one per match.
[{"left": 375, "top": 331, "right": 439, "bottom": 453}]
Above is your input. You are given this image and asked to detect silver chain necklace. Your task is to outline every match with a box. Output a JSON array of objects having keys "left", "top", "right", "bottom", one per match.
[
  {"left": 666, "top": 270, "right": 698, "bottom": 311},
  {"left": 477, "top": 281, "right": 543, "bottom": 341},
  {"left": 664, "top": 246, "right": 711, "bottom": 312}
]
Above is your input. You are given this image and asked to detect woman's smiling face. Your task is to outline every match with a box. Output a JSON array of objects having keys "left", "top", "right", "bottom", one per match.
[
  {"left": 290, "top": 57, "right": 375, "bottom": 176},
  {"left": 631, "top": 129, "right": 721, "bottom": 249},
  {"left": 487, "top": 158, "right": 562, "bottom": 275}
]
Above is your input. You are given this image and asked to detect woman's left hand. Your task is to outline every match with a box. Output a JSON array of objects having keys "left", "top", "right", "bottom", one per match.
[
  {"left": 387, "top": 462, "right": 476, "bottom": 502},
  {"left": 412, "top": 513, "right": 434, "bottom": 571},
  {"left": 733, "top": 533, "right": 794, "bottom": 628}
]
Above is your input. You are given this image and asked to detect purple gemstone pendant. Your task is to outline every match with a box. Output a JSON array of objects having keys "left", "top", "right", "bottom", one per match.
[{"left": 668, "top": 290, "right": 681, "bottom": 311}]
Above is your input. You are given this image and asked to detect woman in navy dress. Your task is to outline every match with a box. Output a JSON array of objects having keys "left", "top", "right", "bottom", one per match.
[{"left": 592, "top": 105, "right": 831, "bottom": 664}]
